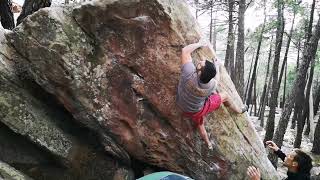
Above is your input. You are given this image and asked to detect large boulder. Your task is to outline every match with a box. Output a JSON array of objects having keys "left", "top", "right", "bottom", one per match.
[
  {"left": 0, "top": 28, "right": 133, "bottom": 180},
  {"left": 2, "top": 0, "right": 279, "bottom": 179}
]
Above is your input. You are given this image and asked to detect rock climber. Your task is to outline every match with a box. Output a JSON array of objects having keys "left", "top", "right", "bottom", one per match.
[{"left": 176, "top": 39, "right": 247, "bottom": 150}]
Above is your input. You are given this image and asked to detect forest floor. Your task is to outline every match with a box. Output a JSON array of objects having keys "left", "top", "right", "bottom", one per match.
[{"left": 250, "top": 107, "right": 320, "bottom": 178}]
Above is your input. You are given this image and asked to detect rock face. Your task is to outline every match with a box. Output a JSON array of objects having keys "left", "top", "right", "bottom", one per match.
[
  {"left": 1, "top": 24, "right": 133, "bottom": 180},
  {"left": 0, "top": 160, "right": 33, "bottom": 180},
  {"left": 0, "top": 0, "right": 279, "bottom": 179}
]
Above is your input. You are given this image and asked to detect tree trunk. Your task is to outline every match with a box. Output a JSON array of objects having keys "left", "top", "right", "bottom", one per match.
[
  {"left": 225, "top": 0, "right": 235, "bottom": 81},
  {"left": 307, "top": 0, "right": 316, "bottom": 41},
  {"left": 254, "top": 76, "right": 257, "bottom": 116},
  {"left": 309, "top": 86, "right": 315, "bottom": 142},
  {"left": 245, "top": 55, "right": 255, "bottom": 103},
  {"left": 258, "top": 84, "right": 266, "bottom": 118},
  {"left": 249, "top": 101, "right": 254, "bottom": 116},
  {"left": 273, "top": 13, "right": 320, "bottom": 152},
  {"left": 314, "top": 84, "right": 320, "bottom": 115},
  {"left": 293, "top": 0, "right": 316, "bottom": 148},
  {"left": 296, "top": 40, "right": 300, "bottom": 71},
  {"left": 0, "top": 0, "right": 15, "bottom": 30},
  {"left": 209, "top": 0, "right": 214, "bottom": 43},
  {"left": 246, "top": 7, "right": 266, "bottom": 106},
  {"left": 304, "top": 61, "right": 315, "bottom": 136},
  {"left": 291, "top": 36, "right": 302, "bottom": 130},
  {"left": 195, "top": 0, "right": 199, "bottom": 19},
  {"left": 259, "top": 68, "right": 272, "bottom": 127},
  {"left": 282, "top": 62, "right": 287, "bottom": 109},
  {"left": 291, "top": 108, "right": 299, "bottom": 129},
  {"left": 294, "top": 107, "right": 306, "bottom": 148},
  {"left": 277, "top": 13, "right": 295, "bottom": 97},
  {"left": 303, "top": 106, "right": 310, "bottom": 136},
  {"left": 263, "top": 0, "right": 284, "bottom": 143},
  {"left": 17, "top": 0, "right": 52, "bottom": 25},
  {"left": 312, "top": 115, "right": 320, "bottom": 154},
  {"left": 235, "top": 0, "right": 246, "bottom": 100},
  {"left": 279, "top": 59, "right": 286, "bottom": 108},
  {"left": 258, "top": 37, "right": 273, "bottom": 128},
  {"left": 291, "top": 16, "right": 302, "bottom": 131},
  {"left": 212, "top": 13, "right": 217, "bottom": 50}
]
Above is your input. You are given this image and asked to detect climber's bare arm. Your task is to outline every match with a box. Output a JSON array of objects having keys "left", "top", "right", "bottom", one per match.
[
  {"left": 181, "top": 38, "right": 213, "bottom": 65},
  {"left": 181, "top": 42, "right": 203, "bottom": 65}
]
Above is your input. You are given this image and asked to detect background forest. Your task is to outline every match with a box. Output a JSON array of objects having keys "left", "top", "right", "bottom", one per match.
[{"left": 186, "top": 0, "right": 320, "bottom": 177}]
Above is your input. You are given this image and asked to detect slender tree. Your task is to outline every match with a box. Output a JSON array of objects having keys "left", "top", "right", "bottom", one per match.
[
  {"left": 235, "top": 0, "right": 246, "bottom": 99},
  {"left": 294, "top": 100, "right": 307, "bottom": 147},
  {"left": 309, "top": 84, "right": 315, "bottom": 141},
  {"left": 293, "top": 0, "right": 316, "bottom": 147},
  {"left": 296, "top": 40, "right": 301, "bottom": 71},
  {"left": 303, "top": 60, "right": 315, "bottom": 136},
  {"left": 291, "top": 22, "right": 304, "bottom": 130},
  {"left": 264, "top": 0, "right": 285, "bottom": 143},
  {"left": 209, "top": 0, "right": 214, "bottom": 42},
  {"left": 306, "top": 0, "right": 316, "bottom": 41},
  {"left": 312, "top": 115, "right": 320, "bottom": 154},
  {"left": 245, "top": 55, "right": 255, "bottom": 102},
  {"left": 282, "top": 61, "right": 287, "bottom": 108},
  {"left": 291, "top": 107, "right": 299, "bottom": 129},
  {"left": 314, "top": 84, "right": 320, "bottom": 115},
  {"left": 246, "top": 4, "right": 266, "bottom": 106},
  {"left": 211, "top": 12, "right": 217, "bottom": 50},
  {"left": 258, "top": 37, "right": 273, "bottom": 127},
  {"left": 194, "top": 0, "right": 199, "bottom": 19},
  {"left": 292, "top": 1, "right": 316, "bottom": 131},
  {"left": 225, "top": 0, "right": 235, "bottom": 81},
  {"left": 0, "top": 0, "right": 14, "bottom": 30},
  {"left": 17, "top": 0, "right": 52, "bottom": 25},
  {"left": 302, "top": 0, "right": 317, "bottom": 136},
  {"left": 273, "top": 13, "right": 320, "bottom": 153},
  {"left": 277, "top": 12, "right": 296, "bottom": 95},
  {"left": 253, "top": 75, "right": 257, "bottom": 116}
]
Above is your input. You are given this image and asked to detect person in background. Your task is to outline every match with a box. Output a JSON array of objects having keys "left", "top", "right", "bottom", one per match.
[{"left": 247, "top": 141, "right": 313, "bottom": 180}]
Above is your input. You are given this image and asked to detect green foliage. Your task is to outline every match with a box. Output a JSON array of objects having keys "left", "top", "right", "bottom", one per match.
[
  {"left": 292, "top": 19, "right": 307, "bottom": 40},
  {"left": 246, "top": 18, "right": 277, "bottom": 44},
  {"left": 216, "top": 26, "right": 226, "bottom": 34},
  {"left": 285, "top": 0, "right": 304, "bottom": 14},
  {"left": 285, "top": 49, "right": 320, "bottom": 94},
  {"left": 264, "top": 19, "right": 278, "bottom": 34}
]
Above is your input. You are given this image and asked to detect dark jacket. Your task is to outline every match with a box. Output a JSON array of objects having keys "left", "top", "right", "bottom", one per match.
[{"left": 275, "top": 150, "right": 310, "bottom": 180}]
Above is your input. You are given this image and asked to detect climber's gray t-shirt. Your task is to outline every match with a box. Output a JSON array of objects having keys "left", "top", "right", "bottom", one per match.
[{"left": 176, "top": 62, "right": 216, "bottom": 113}]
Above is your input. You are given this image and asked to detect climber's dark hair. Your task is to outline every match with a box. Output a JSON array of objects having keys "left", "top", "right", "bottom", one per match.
[
  {"left": 293, "top": 150, "right": 312, "bottom": 175},
  {"left": 199, "top": 60, "right": 216, "bottom": 84}
]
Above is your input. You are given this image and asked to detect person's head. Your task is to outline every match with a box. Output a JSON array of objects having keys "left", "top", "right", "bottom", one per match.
[
  {"left": 284, "top": 149, "right": 312, "bottom": 175},
  {"left": 196, "top": 60, "right": 216, "bottom": 84}
]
